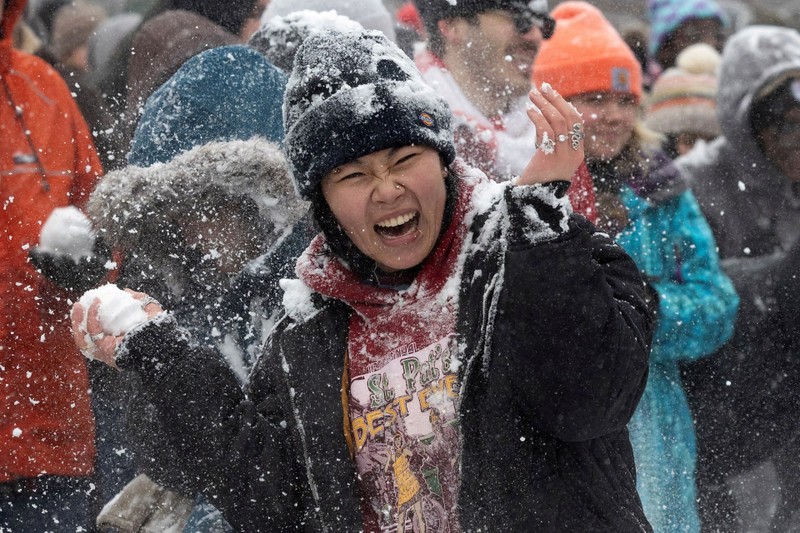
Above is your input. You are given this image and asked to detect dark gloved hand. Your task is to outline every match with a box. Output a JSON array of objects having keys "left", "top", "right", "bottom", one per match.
[{"left": 29, "top": 237, "right": 112, "bottom": 293}]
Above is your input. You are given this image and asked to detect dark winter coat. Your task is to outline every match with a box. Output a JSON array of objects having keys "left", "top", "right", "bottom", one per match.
[
  {"left": 116, "top": 173, "right": 654, "bottom": 532},
  {"left": 676, "top": 25, "right": 800, "bottom": 530}
]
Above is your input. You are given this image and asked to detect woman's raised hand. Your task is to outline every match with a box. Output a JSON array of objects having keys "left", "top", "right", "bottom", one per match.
[
  {"left": 71, "top": 287, "right": 163, "bottom": 368},
  {"left": 517, "top": 83, "right": 585, "bottom": 186}
]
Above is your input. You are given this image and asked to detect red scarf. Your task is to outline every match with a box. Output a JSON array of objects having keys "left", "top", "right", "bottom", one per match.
[{"left": 296, "top": 178, "right": 475, "bottom": 361}]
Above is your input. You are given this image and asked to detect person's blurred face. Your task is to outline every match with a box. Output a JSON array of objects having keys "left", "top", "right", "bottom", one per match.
[
  {"left": 656, "top": 18, "right": 724, "bottom": 69},
  {"left": 321, "top": 145, "right": 447, "bottom": 273},
  {"left": 65, "top": 45, "right": 89, "bottom": 71},
  {"left": 757, "top": 107, "right": 800, "bottom": 182},
  {"left": 179, "top": 202, "right": 267, "bottom": 275},
  {"left": 570, "top": 92, "right": 638, "bottom": 162},
  {"left": 459, "top": 9, "right": 544, "bottom": 98},
  {"left": 239, "top": 0, "right": 268, "bottom": 40},
  {"left": 675, "top": 131, "right": 716, "bottom": 156}
]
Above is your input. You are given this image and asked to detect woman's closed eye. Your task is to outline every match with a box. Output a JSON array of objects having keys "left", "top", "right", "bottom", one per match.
[{"left": 392, "top": 151, "right": 421, "bottom": 169}]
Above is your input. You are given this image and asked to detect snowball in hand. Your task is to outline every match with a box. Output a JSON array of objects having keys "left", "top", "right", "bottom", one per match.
[
  {"left": 78, "top": 284, "right": 149, "bottom": 337},
  {"left": 38, "top": 206, "right": 96, "bottom": 260}
]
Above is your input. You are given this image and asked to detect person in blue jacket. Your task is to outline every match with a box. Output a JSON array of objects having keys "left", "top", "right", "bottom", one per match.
[{"left": 534, "top": 3, "right": 738, "bottom": 532}]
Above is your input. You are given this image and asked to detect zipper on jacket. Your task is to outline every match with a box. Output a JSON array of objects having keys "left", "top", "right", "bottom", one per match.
[{"left": 2, "top": 76, "right": 49, "bottom": 192}]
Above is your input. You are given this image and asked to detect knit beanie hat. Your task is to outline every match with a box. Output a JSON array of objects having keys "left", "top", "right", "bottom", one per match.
[
  {"left": 249, "top": 9, "right": 363, "bottom": 73},
  {"left": 533, "top": 1, "right": 642, "bottom": 101},
  {"left": 414, "top": 0, "right": 554, "bottom": 39},
  {"left": 172, "top": 0, "right": 255, "bottom": 35},
  {"left": 283, "top": 28, "right": 455, "bottom": 200},
  {"left": 261, "top": 0, "right": 396, "bottom": 43},
  {"left": 128, "top": 45, "right": 287, "bottom": 167},
  {"left": 647, "top": 0, "right": 726, "bottom": 58},
  {"left": 51, "top": 1, "right": 107, "bottom": 63},
  {"left": 645, "top": 43, "right": 721, "bottom": 138}
]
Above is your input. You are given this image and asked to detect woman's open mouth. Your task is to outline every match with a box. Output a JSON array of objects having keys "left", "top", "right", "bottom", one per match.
[{"left": 375, "top": 211, "right": 419, "bottom": 239}]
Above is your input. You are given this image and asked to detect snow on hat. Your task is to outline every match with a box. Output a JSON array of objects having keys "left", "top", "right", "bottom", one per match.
[
  {"left": 533, "top": 1, "right": 642, "bottom": 101},
  {"left": 647, "top": 0, "right": 726, "bottom": 58},
  {"left": 248, "top": 9, "right": 363, "bottom": 73},
  {"left": 645, "top": 43, "right": 721, "bottom": 138},
  {"left": 414, "top": 0, "right": 554, "bottom": 38},
  {"left": 261, "top": 0, "right": 396, "bottom": 42},
  {"left": 283, "top": 28, "right": 455, "bottom": 200},
  {"left": 50, "top": 1, "right": 107, "bottom": 63}
]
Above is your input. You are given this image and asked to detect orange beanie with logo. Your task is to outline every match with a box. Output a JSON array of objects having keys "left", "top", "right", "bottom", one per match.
[{"left": 533, "top": 1, "right": 642, "bottom": 101}]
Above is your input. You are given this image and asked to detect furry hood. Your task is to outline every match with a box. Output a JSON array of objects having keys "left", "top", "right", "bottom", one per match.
[{"left": 88, "top": 137, "right": 307, "bottom": 262}]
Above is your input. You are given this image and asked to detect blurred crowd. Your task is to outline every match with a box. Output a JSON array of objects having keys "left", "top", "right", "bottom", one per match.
[{"left": 3, "top": 0, "right": 800, "bottom": 532}]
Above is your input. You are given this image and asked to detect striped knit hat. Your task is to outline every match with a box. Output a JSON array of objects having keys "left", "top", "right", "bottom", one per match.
[
  {"left": 647, "top": 0, "right": 726, "bottom": 57},
  {"left": 645, "top": 43, "right": 721, "bottom": 138}
]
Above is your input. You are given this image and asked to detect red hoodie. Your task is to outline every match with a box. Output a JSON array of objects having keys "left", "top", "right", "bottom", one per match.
[{"left": 0, "top": 0, "right": 101, "bottom": 482}]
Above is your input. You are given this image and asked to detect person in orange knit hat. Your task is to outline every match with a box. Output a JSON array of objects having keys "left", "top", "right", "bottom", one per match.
[{"left": 534, "top": 3, "right": 738, "bottom": 533}]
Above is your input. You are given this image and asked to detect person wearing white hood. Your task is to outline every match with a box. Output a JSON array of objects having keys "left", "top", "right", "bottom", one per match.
[{"left": 676, "top": 25, "right": 800, "bottom": 533}]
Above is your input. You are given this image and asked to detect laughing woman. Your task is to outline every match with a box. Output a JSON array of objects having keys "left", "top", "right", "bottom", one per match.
[{"left": 72, "top": 28, "right": 654, "bottom": 532}]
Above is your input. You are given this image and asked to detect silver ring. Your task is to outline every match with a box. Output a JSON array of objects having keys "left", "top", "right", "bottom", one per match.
[
  {"left": 139, "top": 296, "right": 158, "bottom": 308},
  {"left": 540, "top": 137, "right": 556, "bottom": 154},
  {"left": 90, "top": 332, "right": 105, "bottom": 342},
  {"left": 557, "top": 134, "right": 568, "bottom": 143},
  {"left": 570, "top": 123, "right": 585, "bottom": 151}
]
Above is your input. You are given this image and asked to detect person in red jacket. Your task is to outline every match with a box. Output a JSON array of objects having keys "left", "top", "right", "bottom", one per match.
[{"left": 0, "top": 0, "right": 102, "bottom": 530}]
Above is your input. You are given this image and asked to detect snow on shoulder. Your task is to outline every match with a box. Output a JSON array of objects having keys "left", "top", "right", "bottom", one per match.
[{"left": 280, "top": 278, "right": 319, "bottom": 322}]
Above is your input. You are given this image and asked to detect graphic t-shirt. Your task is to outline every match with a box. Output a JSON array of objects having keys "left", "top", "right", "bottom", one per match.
[
  {"left": 296, "top": 170, "right": 475, "bottom": 533},
  {"left": 349, "top": 333, "right": 462, "bottom": 533}
]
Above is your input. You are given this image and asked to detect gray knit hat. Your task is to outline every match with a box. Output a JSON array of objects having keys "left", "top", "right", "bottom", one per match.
[{"left": 283, "top": 28, "right": 456, "bottom": 200}]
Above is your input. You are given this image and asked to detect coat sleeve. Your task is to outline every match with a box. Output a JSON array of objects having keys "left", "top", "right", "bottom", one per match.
[
  {"left": 492, "top": 184, "right": 654, "bottom": 442},
  {"left": 648, "top": 191, "right": 739, "bottom": 363},
  {"left": 685, "top": 241, "right": 800, "bottom": 474},
  {"left": 115, "top": 314, "right": 303, "bottom": 532}
]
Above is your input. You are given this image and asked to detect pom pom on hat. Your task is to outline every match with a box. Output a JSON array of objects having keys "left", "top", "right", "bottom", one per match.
[
  {"left": 261, "top": 0, "right": 397, "bottom": 43},
  {"left": 644, "top": 43, "right": 721, "bottom": 138},
  {"left": 533, "top": 1, "right": 642, "bottom": 101},
  {"left": 249, "top": 10, "right": 363, "bottom": 73},
  {"left": 647, "top": 0, "right": 726, "bottom": 58},
  {"left": 283, "top": 28, "right": 455, "bottom": 200}
]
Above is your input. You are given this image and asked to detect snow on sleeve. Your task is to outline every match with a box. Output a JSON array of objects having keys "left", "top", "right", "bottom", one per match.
[
  {"left": 280, "top": 278, "right": 319, "bottom": 322},
  {"left": 38, "top": 206, "right": 96, "bottom": 261}
]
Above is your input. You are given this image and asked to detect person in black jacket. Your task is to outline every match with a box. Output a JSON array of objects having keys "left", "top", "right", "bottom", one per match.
[{"left": 72, "top": 27, "right": 654, "bottom": 532}]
